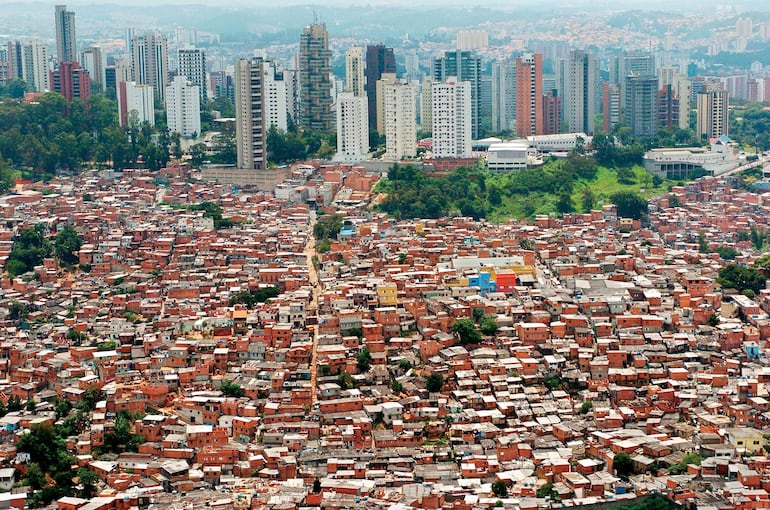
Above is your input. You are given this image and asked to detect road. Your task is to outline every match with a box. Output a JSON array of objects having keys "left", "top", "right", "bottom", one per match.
[
  {"left": 717, "top": 157, "right": 766, "bottom": 178},
  {"left": 304, "top": 212, "right": 321, "bottom": 405}
]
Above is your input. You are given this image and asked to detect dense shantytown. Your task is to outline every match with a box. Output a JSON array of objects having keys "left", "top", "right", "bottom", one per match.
[{"left": 0, "top": 161, "right": 769, "bottom": 509}]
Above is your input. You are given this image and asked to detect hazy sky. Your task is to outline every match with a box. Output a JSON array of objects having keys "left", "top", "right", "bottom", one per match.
[{"left": 4, "top": 0, "right": 765, "bottom": 9}]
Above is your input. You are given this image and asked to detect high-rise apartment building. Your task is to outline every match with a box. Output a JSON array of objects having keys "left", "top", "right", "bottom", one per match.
[
  {"left": 131, "top": 33, "right": 169, "bottom": 103},
  {"left": 515, "top": 53, "right": 543, "bottom": 137},
  {"left": 542, "top": 90, "right": 561, "bottom": 135},
  {"left": 421, "top": 76, "right": 433, "bottom": 133},
  {"left": 696, "top": 88, "right": 729, "bottom": 139},
  {"left": 456, "top": 30, "right": 489, "bottom": 51},
  {"left": 81, "top": 46, "right": 105, "bottom": 91},
  {"left": 432, "top": 79, "right": 472, "bottom": 158},
  {"left": 564, "top": 50, "right": 598, "bottom": 134},
  {"left": 658, "top": 66, "right": 691, "bottom": 130},
  {"left": 610, "top": 53, "right": 656, "bottom": 85},
  {"left": 118, "top": 81, "right": 155, "bottom": 127},
  {"left": 602, "top": 83, "right": 621, "bottom": 133},
  {"left": 365, "top": 44, "right": 396, "bottom": 131},
  {"left": 383, "top": 81, "right": 417, "bottom": 160},
  {"left": 234, "top": 58, "right": 266, "bottom": 171},
  {"left": 50, "top": 61, "right": 90, "bottom": 102},
  {"left": 624, "top": 74, "right": 658, "bottom": 138},
  {"left": 7, "top": 40, "right": 50, "bottom": 92},
  {"left": 345, "top": 46, "right": 365, "bottom": 97},
  {"left": 177, "top": 48, "right": 207, "bottom": 102},
  {"left": 299, "top": 23, "right": 333, "bottom": 133},
  {"left": 335, "top": 92, "right": 369, "bottom": 163},
  {"left": 433, "top": 50, "right": 483, "bottom": 138},
  {"left": 105, "top": 63, "right": 131, "bottom": 96},
  {"left": 375, "top": 73, "right": 397, "bottom": 135},
  {"left": 166, "top": 76, "right": 201, "bottom": 138},
  {"left": 262, "top": 60, "right": 288, "bottom": 132},
  {"left": 491, "top": 61, "right": 516, "bottom": 133},
  {"left": 404, "top": 52, "right": 420, "bottom": 80},
  {"left": 657, "top": 84, "right": 680, "bottom": 130},
  {"left": 55, "top": 5, "right": 77, "bottom": 65}
]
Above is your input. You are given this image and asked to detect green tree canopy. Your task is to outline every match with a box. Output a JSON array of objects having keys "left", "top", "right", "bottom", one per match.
[
  {"left": 614, "top": 452, "right": 634, "bottom": 479},
  {"left": 54, "top": 224, "right": 84, "bottom": 266},
  {"left": 717, "top": 264, "right": 766, "bottom": 294},
  {"left": 425, "top": 372, "right": 444, "bottom": 393},
  {"left": 452, "top": 318, "right": 482, "bottom": 345},
  {"left": 610, "top": 191, "right": 648, "bottom": 220}
]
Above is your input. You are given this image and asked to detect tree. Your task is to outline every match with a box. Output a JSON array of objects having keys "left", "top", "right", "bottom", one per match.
[
  {"left": 8, "top": 300, "right": 28, "bottom": 323},
  {"left": 7, "top": 395, "right": 22, "bottom": 412},
  {"left": 5, "top": 224, "right": 52, "bottom": 277},
  {"left": 580, "top": 400, "right": 593, "bottom": 414},
  {"left": 616, "top": 166, "right": 635, "bottom": 184},
  {"left": 717, "top": 264, "right": 766, "bottom": 294},
  {"left": 221, "top": 379, "right": 245, "bottom": 398},
  {"left": 25, "top": 462, "right": 46, "bottom": 490},
  {"left": 54, "top": 224, "right": 84, "bottom": 266},
  {"left": 452, "top": 318, "right": 482, "bottom": 345},
  {"left": 613, "top": 452, "right": 633, "bottom": 479},
  {"left": 313, "top": 214, "right": 344, "bottom": 241},
  {"left": 480, "top": 317, "right": 498, "bottom": 336},
  {"left": 391, "top": 380, "right": 403, "bottom": 393},
  {"left": 228, "top": 286, "right": 280, "bottom": 308},
  {"left": 78, "top": 467, "right": 98, "bottom": 498},
  {"left": 25, "top": 399, "right": 36, "bottom": 413},
  {"left": 425, "top": 372, "right": 444, "bottom": 393},
  {"left": 398, "top": 359, "right": 412, "bottom": 371},
  {"left": 356, "top": 347, "right": 372, "bottom": 373},
  {"left": 668, "top": 453, "right": 702, "bottom": 475},
  {"left": 100, "top": 411, "right": 144, "bottom": 454},
  {"left": 580, "top": 186, "right": 595, "bottom": 212},
  {"left": 557, "top": 192, "right": 574, "bottom": 214},
  {"left": 707, "top": 313, "right": 720, "bottom": 327},
  {"left": 312, "top": 478, "right": 322, "bottom": 493},
  {"left": 698, "top": 232, "right": 710, "bottom": 254},
  {"left": 610, "top": 191, "right": 648, "bottom": 220},
  {"left": 536, "top": 481, "right": 559, "bottom": 500},
  {"left": 337, "top": 372, "right": 355, "bottom": 390},
  {"left": 544, "top": 374, "right": 562, "bottom": 390},
  {"left": 491, "top": 480, "right": 508, "bottom": 498},
  {"left": 0, "top": 157, "right": 14, "bottom": 193}
]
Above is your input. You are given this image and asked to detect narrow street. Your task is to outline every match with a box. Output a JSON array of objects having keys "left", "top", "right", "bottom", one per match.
[{"left": 304, "top": 212, "right": 321, "bottom": 405}]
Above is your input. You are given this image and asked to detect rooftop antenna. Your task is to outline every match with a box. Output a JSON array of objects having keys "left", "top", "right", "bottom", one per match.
[{"left": 313, "top": 10, "right": 318, "bottom": 24}]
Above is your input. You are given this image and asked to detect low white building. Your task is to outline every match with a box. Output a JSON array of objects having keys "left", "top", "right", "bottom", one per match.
[
  {"left": 526, "top": 132, "right": 591, "bottom": 153},
  {"left": 487, "top": 141, "right": 529, "bottom": 171},
  {"left": 643, "top": 135, "right": 741, "bottom": 179}
]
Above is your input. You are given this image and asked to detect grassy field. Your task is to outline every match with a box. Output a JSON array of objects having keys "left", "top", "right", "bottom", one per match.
[{"left": 486, "top": 165, "right": 672, "bottom": 223}]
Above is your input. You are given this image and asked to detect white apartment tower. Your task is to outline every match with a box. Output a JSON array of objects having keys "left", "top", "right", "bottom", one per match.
[
  {"left": 376, "top": 73, "right": 397, "bottom": 135},
  {"left": 55, "top": 5, "right": 77, "bottom": 65},
  {"left": 345, "top": 46, "right": 365, "bottom": 97},
  {"left": 165, "top": 76, "right": 201, "bottom": 138},
  {"left": 491, "top": 61, "right": 516, "bottom": 133},
  {"left": 383, "top": 81, "right": 417, "bottom": 160},
  {"left": 234, "top": 58, "right": 266, "bottom": 171},
  {"left": 7, "top": 40, "right": 50, "bottom": 92},
  {"left": 177, "top": 48, "right": 207, "bottom": 102},
  {"left": 118, "top": 81, "right": 155, "bottom": 127},
  {"left": 564, "top": 50, "right": 598, "bottom": 134},
  {"left": 335, "top": 92, "right": 369, "bottom": 163},
  {"left": 262, "top": 60, "right": 288, "bottom": 132},
  {"left": 432, "top": 78, "right": 472, "bottom": 158}
]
